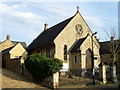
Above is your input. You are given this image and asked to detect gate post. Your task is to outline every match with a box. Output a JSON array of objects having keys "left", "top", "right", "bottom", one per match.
[
  {"left": 81, "top": 68, "right": 86, "bottom": 77},
  {"left": 102, "top": 63, "right": 107, "bottom": 84},
  {"left": 53, "top": 72, "right": 59, "bottom": 88},
  {"left": 112, "top": 63, "right": 118, "bottom": 83}
]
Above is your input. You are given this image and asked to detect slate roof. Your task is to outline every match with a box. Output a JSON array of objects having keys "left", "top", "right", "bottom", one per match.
[
  {"left": 100, "top": 40, "right": 120, "bottom": 54},
  {"left": 70, "top": 35, "right": 88, "bottom": 52},
  {"left": 0, "top": 40, "right": 26, "bottom": 48},
  {"left": 2, "top": 41, "right": 26, "bottom": 54},
  {"left": 27, "top": 16, "right": 74, "bottom": 51},
  {"left": 11, "top": 41, "right": 26, "bottom": 48},
  {"left": 1, "top": 40, "right": 26, "bottom": 54}
]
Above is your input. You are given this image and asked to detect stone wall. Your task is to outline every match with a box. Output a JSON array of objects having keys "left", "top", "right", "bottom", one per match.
[
  {"left": 42, "top": 76, "right": 53, "bottom": 88},
  {"left": 41, "top": 72, "right": 59, "bottom": 89},
  {"left": 2, "top": 54, "right": 22, "bottom": 74}
]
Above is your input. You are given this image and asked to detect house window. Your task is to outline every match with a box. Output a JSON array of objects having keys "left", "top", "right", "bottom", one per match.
[
  {"left": 46, "top": 47, "right": 50, "bottom": 58},
  {"left": 75, "top": 56, "right": 77, "bottom": 63},
  {"left": 64, "top": 45, "right": 67, "bottom": 60}
]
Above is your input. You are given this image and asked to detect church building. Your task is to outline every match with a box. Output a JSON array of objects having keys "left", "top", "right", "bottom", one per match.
[{"left": 27, "top": 9, "right": 101, "bottom": 77}]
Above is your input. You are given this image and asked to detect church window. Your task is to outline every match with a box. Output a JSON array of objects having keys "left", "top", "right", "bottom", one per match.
[
  {"left": 40, "top": 49, "right": 42, "bottom": 54},
  {"left": 46, "top": 47, "right": 50, "bottom": 58},
  {"left": 74, "top": 56, "right": 77, "bottom": 63},
  {"left": 51, "top": 47, "right": 55, "bottom": 58},
  {"left": 64, "top": 45, "right": 67, "bottom": 60},
  {"left": 36, "top": 49, "right": 40, "bottom": 53}
]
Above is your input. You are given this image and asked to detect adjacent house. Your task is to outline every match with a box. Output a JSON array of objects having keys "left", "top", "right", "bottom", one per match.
[
  {"left": 0, "top": 35, "right": 27, "bottom": 73},
  {"left": 27, "top": 10, "right": 101, "bottom": 77},
  {"left": 100, "top": 38, "right": 120, "bottom": 80},
  {"left": 100, "top": 37, "right": 120, "bottom": 65}
]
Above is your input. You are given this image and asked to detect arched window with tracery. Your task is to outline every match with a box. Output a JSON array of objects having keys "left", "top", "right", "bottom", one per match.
[{"left": 64, "top": 45, "right": 67, "bottom": 60}]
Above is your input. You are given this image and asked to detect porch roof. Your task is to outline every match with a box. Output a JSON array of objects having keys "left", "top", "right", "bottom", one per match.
[{"left": 70, "top": 35, "right": 88, "bottom": 52}]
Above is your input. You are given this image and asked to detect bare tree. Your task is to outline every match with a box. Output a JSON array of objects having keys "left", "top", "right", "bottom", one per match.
[
  {"left": 103, "top": 27, "right": 120, "bottom": 82},
  {"left": 104, "top": 27, "right": 120, "bottom": 63}
]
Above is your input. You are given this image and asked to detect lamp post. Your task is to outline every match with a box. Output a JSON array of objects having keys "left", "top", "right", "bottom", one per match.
[{"left": 91, "top": 32, "right": 97, "bottom": 85}]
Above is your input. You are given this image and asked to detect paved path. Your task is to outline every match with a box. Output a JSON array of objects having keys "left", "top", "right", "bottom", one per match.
[{"left": 2, "top": 68, "right": 47, "bottom": 89}]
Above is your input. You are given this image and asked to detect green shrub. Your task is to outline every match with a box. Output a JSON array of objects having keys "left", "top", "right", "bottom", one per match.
[{"left": 25, "top": 54, "right": 63, "bottom": 81}]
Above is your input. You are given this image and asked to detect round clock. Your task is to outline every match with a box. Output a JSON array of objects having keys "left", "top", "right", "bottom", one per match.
[{"left": 75, "top": 24, "right": 83, "bottom": 35}]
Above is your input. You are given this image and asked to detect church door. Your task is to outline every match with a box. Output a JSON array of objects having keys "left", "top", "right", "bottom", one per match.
[{"left": 85, "top": 49, "right": 92, "bottom": 77}]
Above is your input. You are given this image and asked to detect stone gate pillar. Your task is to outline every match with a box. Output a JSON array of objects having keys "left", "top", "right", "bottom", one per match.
[
  {"left": 81, "top": 51, "right": 86, "bottom": 77},
  {"left": 53, "top": 72, "right": 59, "bottom": 88},
  {"left": 102, "top": 63, "right": 107, "bottom": 84},
  {"left": 112, "top": 63, "right": 118, "bottom": 83},
  {"left": 42, "top": 72, "right": 59, "bottom": 89},
  {"left": 81, "top": 68, "right": 86, "bottom": 77}
]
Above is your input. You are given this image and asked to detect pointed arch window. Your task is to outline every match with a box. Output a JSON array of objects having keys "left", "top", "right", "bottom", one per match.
[
  {"left": 36, "top": 49, "right": 40, "bottom": 53},
  {"left": 64, "top": 45, "right": 67, "bottom": 60},
  {"left": 46, "top": 47, "right": 50, "bottom": 58},
  {"left": 74, "top": 56, "right": 77, "bottom": 63}
]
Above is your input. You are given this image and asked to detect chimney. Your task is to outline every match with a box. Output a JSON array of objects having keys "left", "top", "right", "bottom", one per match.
[
  {"left": 44, "top": 23, "right": 48, "bottom": 30},
  {"left": 6, "top": 34, "right": 10, "bottom": 40},
  {"left": 111, "top": 36, "right": 114, "bottom": 41}
]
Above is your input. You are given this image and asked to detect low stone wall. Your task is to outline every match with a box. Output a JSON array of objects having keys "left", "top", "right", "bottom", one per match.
[
  {"left": 6, "top": 58, "right": 22, "bottom": 74},
  {"left": 42, "top": 76, "right": 53, "bottom": 88},
  {"left": 41, "top": 72, "right": 59, "bottom": 89},
  {"left": 59, "top": 71, "right": 67, "bottom": 76}
]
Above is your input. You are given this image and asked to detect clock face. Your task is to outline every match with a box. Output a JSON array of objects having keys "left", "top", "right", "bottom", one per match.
[{"left": 75, "top": 24, "right": 83, "bottom": 35}]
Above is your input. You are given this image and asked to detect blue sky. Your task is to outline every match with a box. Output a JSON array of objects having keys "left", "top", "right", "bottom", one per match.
[{"left": 0, "top": 2, "right": 118, "bottom": 45}]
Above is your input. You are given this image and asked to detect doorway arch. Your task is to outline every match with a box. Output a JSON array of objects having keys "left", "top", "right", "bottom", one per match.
[
  {"left": 86, "top": 49, "right": 92, "bottom": 69},
  {"left": 85, "top": 49, "right": 93, "bottom": 77}
]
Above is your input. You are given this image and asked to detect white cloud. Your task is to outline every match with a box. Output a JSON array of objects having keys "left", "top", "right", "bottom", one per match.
[
  {"left": 84, "top": 15, "right": 104, "bottom": 28},
  {"left": 11, "top": 2, "right": 28, "bottom": 9},
  {"left": 0, "top": 3, "right": 47, "bottom": 44},
  {"left": 31, "top": 3, "right": 72, "bottom": 18},
  {"left": 1, "top": 2, "right": 117, "bottom": 44},
  {"left": 0, "top": 2, "right": 105, "bottom": 44},
  {"left": 0, "top": 0, "right": 119, "bottom": 2},
  {"left": 0, "top": 3, "right": 46, "bottom": 25}
]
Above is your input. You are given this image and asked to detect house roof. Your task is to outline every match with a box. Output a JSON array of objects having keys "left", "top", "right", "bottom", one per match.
[
  {"left": 2, "top": 46, "right": 14, "bottom": 54},
  {"left": 0, "top": 40, "right": 26, "bottom": 48},
  {"left": 2, "top": 42, "right": 26, "bottom": 54},
  {"left": 70, "top": 35, "right": 88, "bottom": 52},
  {"left": 27, "top": 15, "right": 75, "bottom": 51},
  {"left": 100, "top": 40, "right": 120, "bottom": 64},
  {"left": 100, "top": 40, "right": 120, "bottom": 54},
  {"left": 11, "top": 41, "right": 26, "bottom": 48}
]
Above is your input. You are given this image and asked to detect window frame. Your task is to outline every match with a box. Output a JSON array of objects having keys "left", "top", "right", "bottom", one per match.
[{"left": 64, "top": 45, "right": 67, "bottom": 60}]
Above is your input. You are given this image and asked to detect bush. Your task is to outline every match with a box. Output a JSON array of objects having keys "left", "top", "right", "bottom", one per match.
[{"left": 25, "top": 54, "right": 63, "bottom": 81}]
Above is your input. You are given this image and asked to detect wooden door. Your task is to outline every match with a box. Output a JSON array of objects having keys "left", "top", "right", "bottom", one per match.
[{"left": 86, "top": 49, "right": 92, "bottom": 70}]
